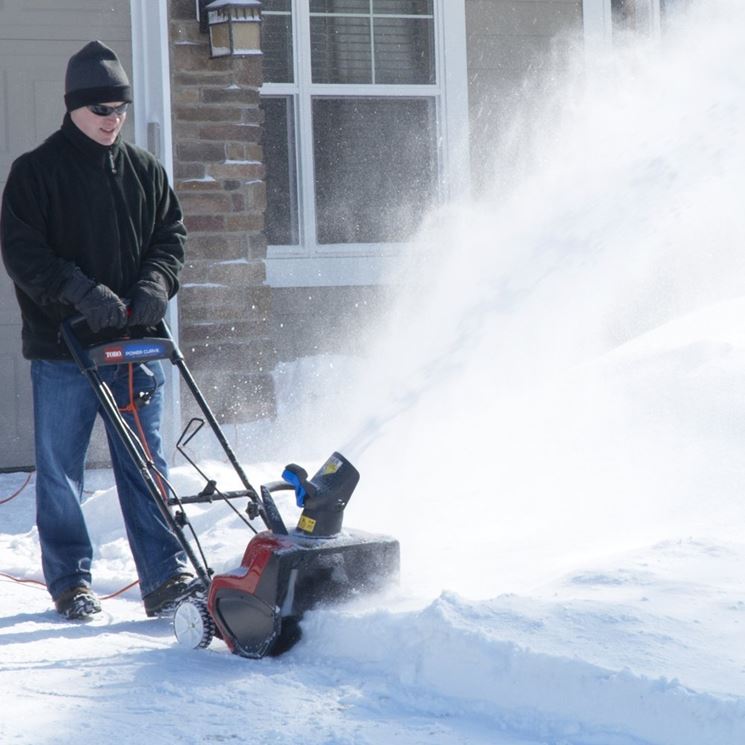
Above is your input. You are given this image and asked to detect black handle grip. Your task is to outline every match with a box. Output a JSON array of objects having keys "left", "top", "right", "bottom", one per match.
[
  {"left": 62, "top": 313, "right": 171, "bottom": 342},
  {"left": 63, "top": 312, "right": 91, "bottom": 333},
  {"left": 261, "top": 481, "right": 296, "bottom": 494}
]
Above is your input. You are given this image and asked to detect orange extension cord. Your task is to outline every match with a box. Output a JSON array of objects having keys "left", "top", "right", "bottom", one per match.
[{"left": 0, "top": 471, "right": 32, "bottom": 505}]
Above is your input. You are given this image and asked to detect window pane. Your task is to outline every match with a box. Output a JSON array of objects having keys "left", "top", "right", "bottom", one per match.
[
  {"left": 312, "top": 98, "right": 437, "bottom": 244},
  {"left": 263, "top": 97, "right": 299, "bottom": 246},
  {"left": 310, "top": 0, "right": 370, "bottom": 12},
  {"left": 262, "top": 12, "right": 293, "bottom": 82},
  {"left": 373, "top": 0, "right": 434, "bottom": 14},
  {"left": 264, "top": 0, "right": 291, "bottom": 10},
  {"left": 311, "top": 16, "right": 372, "bottom": 84},
  {"left": 374, "top": 17, "right": 435, "bottom": 84}
]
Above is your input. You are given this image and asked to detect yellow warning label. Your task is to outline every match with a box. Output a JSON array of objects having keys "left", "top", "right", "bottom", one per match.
[
  {"left": 298, "top": 515, "right": 316, "bottom": 533},
  {"left": 322, "top": 455, "right": 342, "bottom": 475}
]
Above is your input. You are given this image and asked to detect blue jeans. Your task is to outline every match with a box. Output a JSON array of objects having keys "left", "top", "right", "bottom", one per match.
[{"left": 31, "top": 359, "right": 188, "bottom": 600}]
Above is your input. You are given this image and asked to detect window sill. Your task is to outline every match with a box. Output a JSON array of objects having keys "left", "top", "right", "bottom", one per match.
[{"left": 265, "top": 251, "right": 404, "bottom": 288}]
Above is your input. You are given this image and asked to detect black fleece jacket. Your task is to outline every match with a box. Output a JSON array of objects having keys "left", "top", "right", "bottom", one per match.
[{"left": 0, "top": 114, "right": 186, "bottom": 359}]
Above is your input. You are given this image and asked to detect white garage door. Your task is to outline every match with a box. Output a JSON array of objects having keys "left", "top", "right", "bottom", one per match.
[{"left": 0, "top": 1, "right": 133, "bottom": 469}]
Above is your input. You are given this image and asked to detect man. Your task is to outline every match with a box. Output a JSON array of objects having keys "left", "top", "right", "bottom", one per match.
[{"left": 0, "top": 41, "right": 192, "bottom": 620}]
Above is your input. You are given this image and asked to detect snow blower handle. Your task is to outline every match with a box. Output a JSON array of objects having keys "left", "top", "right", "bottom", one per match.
[
  {"left": 61, "top": 313, "right": 176, "bottom": 371},
  {"left": 61, "top": 313, "right": 264, "bottom": 519}
]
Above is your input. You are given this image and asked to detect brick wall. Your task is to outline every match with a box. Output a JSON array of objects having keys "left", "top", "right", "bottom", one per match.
[{"left": 168, "top": 0, "right": 275, "bottom": 422}]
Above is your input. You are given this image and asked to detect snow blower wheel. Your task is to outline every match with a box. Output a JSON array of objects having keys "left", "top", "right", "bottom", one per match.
[{"left": 174, "top": 597, "right": 215, "bottom": 650}]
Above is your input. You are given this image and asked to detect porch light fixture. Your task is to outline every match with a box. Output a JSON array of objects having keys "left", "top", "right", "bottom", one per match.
[{"left": 199, "top": 0, "right": 262, "bottom": 58}]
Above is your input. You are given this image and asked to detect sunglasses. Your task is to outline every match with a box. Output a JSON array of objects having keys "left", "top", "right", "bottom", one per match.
[{"left": 87, "top": 103, "right": 129, "bottom": 117}]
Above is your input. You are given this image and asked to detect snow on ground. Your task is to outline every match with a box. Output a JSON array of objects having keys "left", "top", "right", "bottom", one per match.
[{"left": 3, "top": 2, "right": 745, "bottom": 743}]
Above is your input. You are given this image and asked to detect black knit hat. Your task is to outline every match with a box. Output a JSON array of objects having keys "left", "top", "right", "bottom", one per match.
[{"left": 64, "top": 41, "right": 132, "bottom": 112}]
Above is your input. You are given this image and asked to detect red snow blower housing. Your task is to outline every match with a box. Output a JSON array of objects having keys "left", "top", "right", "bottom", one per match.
[{"left": 61, "top": 317, "right": 399, "bottom": 658}]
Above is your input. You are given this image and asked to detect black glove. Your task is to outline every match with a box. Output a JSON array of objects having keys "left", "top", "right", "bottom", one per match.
[
  {"left": 127, "top": 273, "right": 169, "bottom": 327},
  {"left": 60, "top": 269, "right": 128, "bottom": 333}
]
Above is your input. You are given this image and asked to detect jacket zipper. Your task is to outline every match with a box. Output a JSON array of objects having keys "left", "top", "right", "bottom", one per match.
[{"left": 108, "top": 149, "right": 117, "bottom": 175}]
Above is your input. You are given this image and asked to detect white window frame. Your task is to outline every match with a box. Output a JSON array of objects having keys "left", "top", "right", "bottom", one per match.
[{"left": 262, "top": 0, "right": 468, "bottom": 288}]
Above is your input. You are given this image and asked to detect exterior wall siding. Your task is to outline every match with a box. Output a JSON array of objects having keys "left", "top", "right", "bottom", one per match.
[
  {"left": 0, "top": 2, "right": 134, "bottom": 469},
  {"left": 167, "top": 0, "right": 275, "bottom": 423},
  {"left": 466, "top": 0, "right": 584, "bottom": 192}
]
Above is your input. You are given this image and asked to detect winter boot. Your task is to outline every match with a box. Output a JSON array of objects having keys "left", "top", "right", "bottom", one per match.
[
  {"left": 143, "top": 573, "right": 194, "bottom": 618},
  {"left": 54, "top": 586, "right": 102, "bottom": 620}
]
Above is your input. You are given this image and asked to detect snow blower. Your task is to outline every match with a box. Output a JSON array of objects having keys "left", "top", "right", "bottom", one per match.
[{"left": 61, "top": 317, "right": 400, "bottom": 658}]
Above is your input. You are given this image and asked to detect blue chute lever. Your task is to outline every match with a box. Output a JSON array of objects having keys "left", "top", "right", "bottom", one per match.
[{"left": 282, "top": 464, "right": 309, "bottom": 508}]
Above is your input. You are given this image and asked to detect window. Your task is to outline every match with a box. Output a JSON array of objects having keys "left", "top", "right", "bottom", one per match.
[
  {"left": 262, "top": 0, "right": 294, "bottom": 83},
  {"left": 262, "top": 96, "right": 298, "bottom": 245},
  {"left": 312, "top": 97, "right": 437, "bottom": 244},
  {"left": 260, "top": 0, "right": 461, "bottom": 286},
  {"left": 308, "top": 0, "right": 436, "bottom": 85}
]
